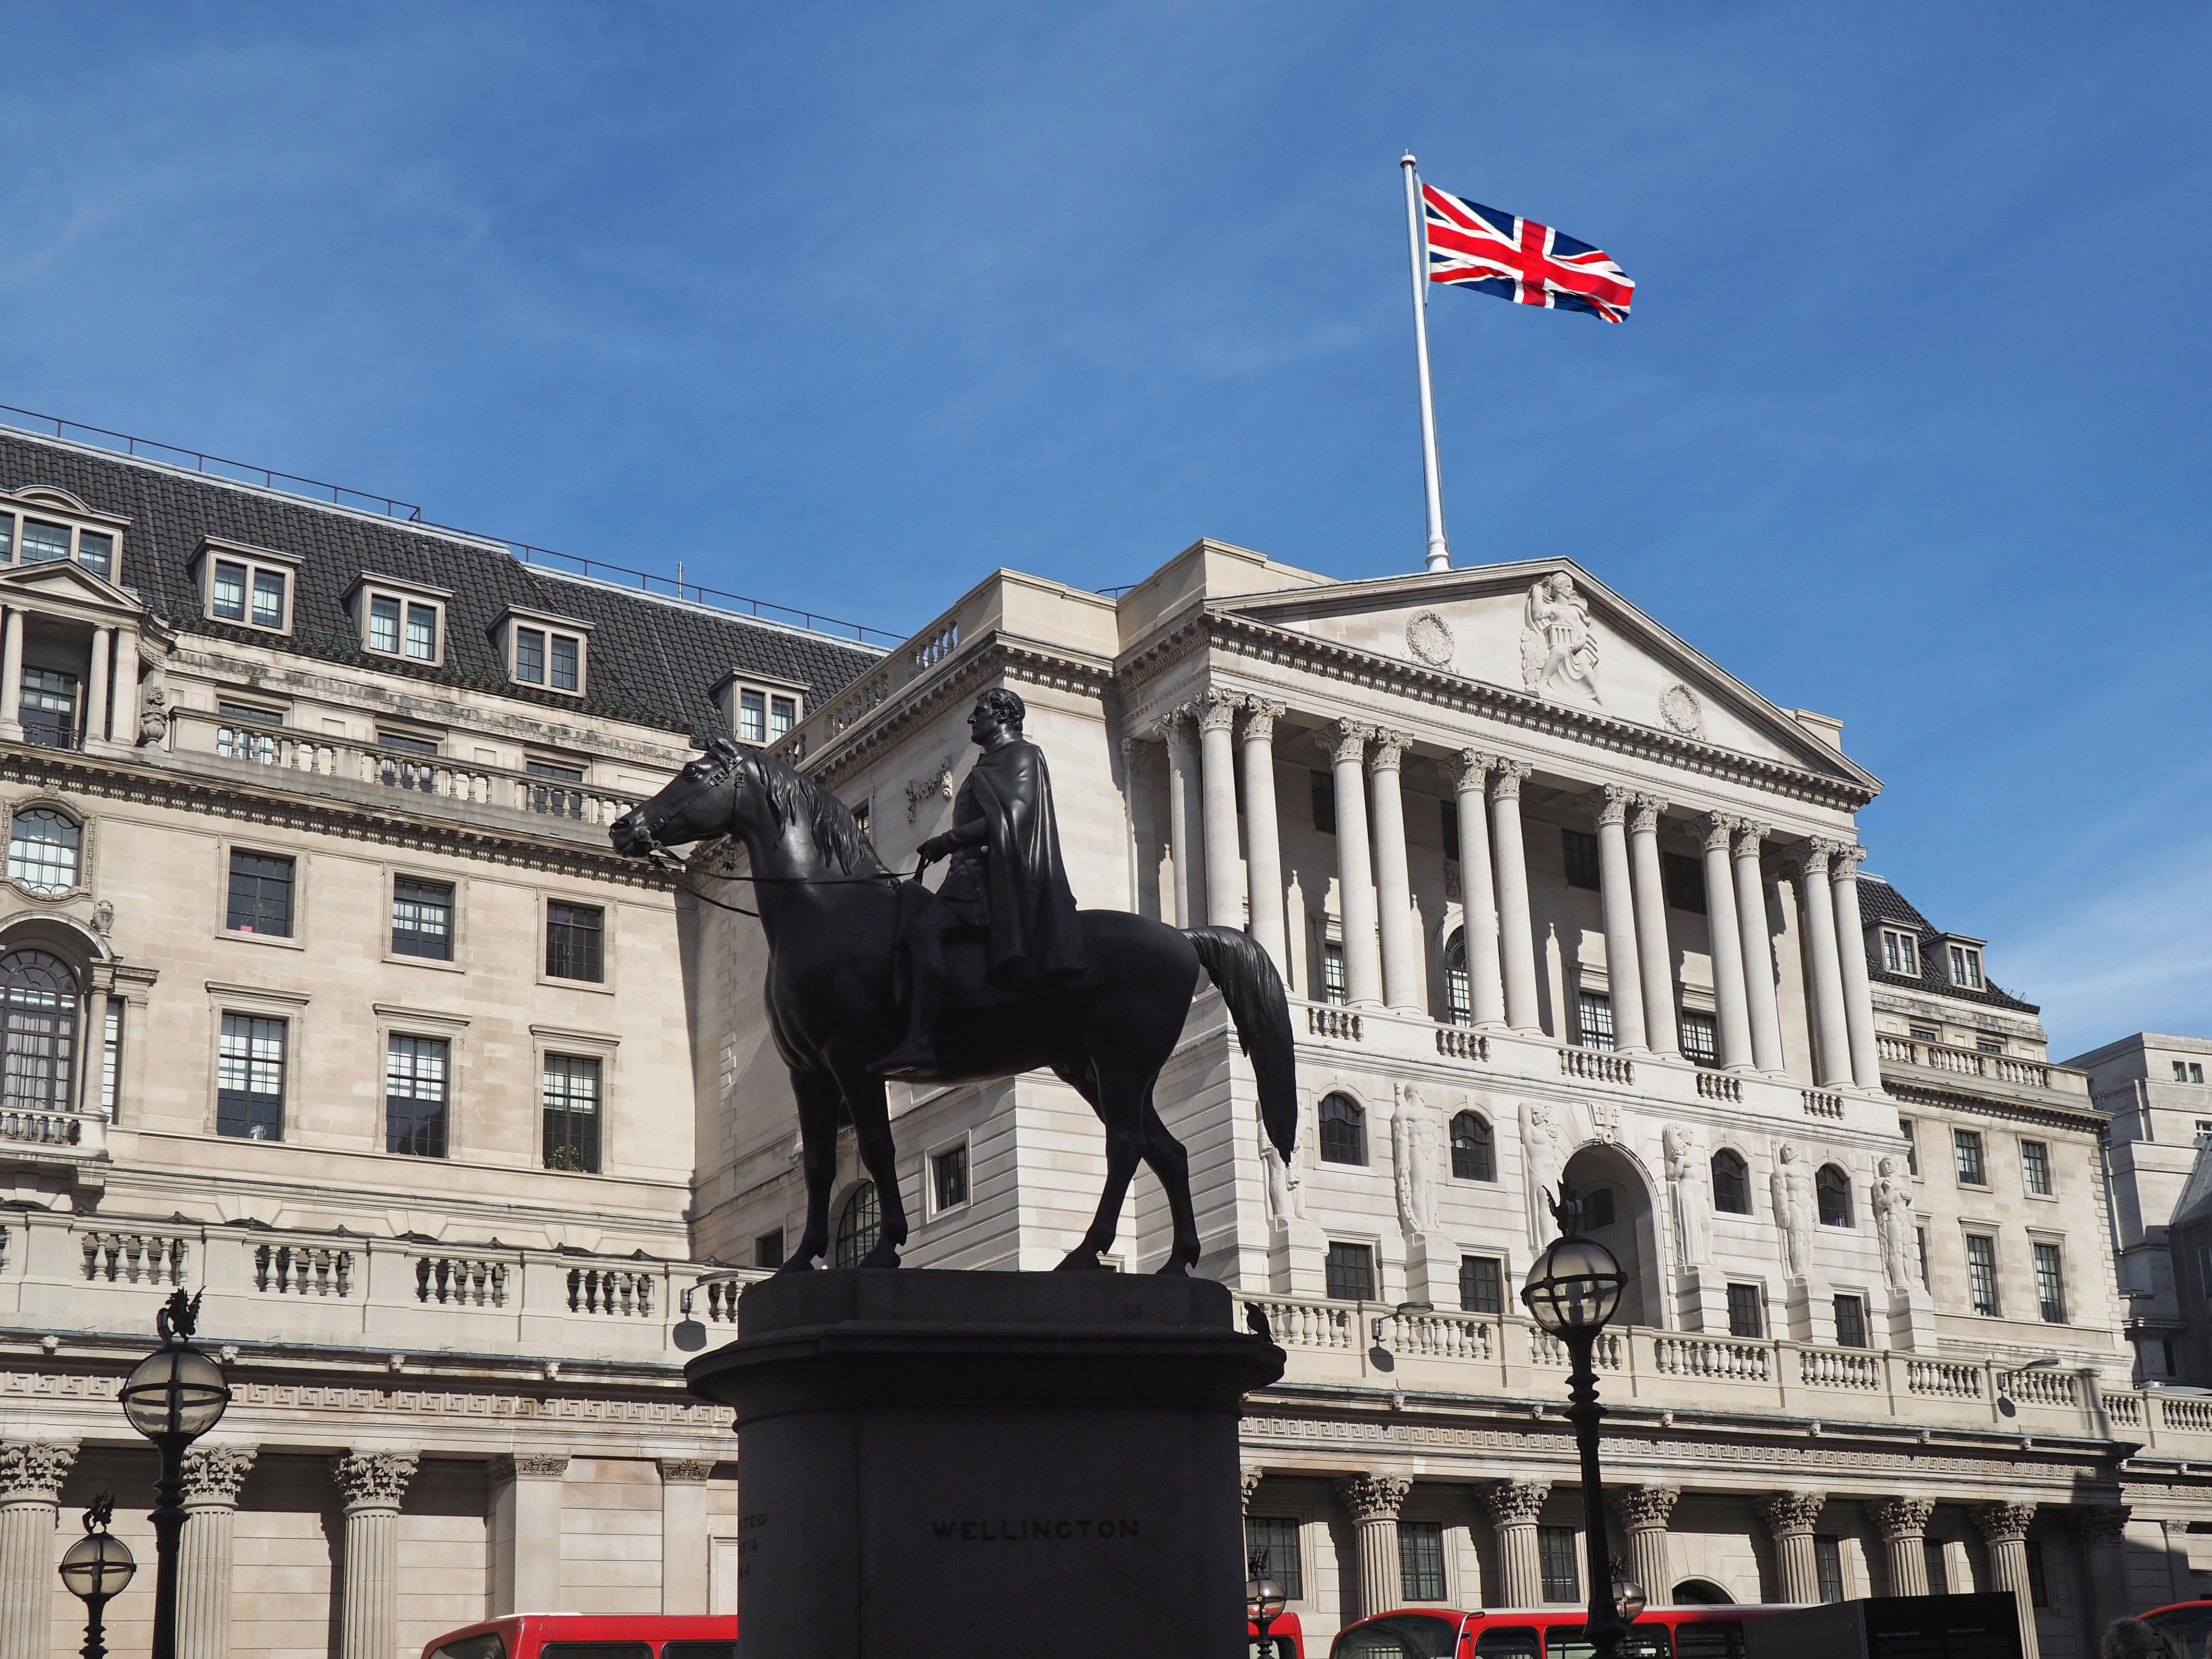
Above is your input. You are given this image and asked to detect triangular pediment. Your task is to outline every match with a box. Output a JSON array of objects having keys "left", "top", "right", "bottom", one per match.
[
  {"left": 1217, "top": 557, "right": 1875, "bottom": 789},
  {"left": 0, "top": 558, "right": 149, "bottom": 619}
]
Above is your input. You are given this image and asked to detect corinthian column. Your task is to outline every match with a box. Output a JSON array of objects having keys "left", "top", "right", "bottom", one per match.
[
  {"left": 1870, "top": 1495, "right": 1935, "bottom": 1597},
  {"left": 1337, "top": 1473, "right": 1413, "bottom": 1621},
  {"left": 1732, "top": 824, "right": 1787, "bottom": 1073},
  {"left": 1330, "top": 722, "right": 1384, "bottom": 1008},
  {"left": 1627, "top": 796, "right": 1679, "bottom": 1056},
  {"left": 1368, "top": 733, "right": 1421, "bottom": 1012},
  {"left": 1199, "top": 690, "right": 1246, "bottom": 929},
  {"left": 1974, "top": 1502, "right": 2042, "bottom": 1659},
  {"left": 1165, "top": 710, "right": 1202, "bottom": 926},
  {"left": 2075, "top": 1506, "right": 2130, "bottom": 1635},
  {"left": 0, "top": 1440, "right": 77, "bottom": 1659},
  {"left": 1594, "top": 788, "right": 1648, "bottom": 1051},
  {"left": 659, "top": 1459, "right": 714, "bottom": 1615},
  {"left": 1120, "top": 737, "right": 1161, "bottom": 920},
  {"left": 1759, "top": 1490, "right": 1827, "bottom": 1604},
  {"left": 334, "top": 1450, "right": 419, "bottom": 1659},
  {"left": 1489, "top": 764, "right": 1541, "bottom": 1031},
  {"left": 1454, "top": 751, "right": 1506, "bottom": 1027},
  {"left": 1828, "top": 843, "right": 1882, "bottom": 1087},
  {"left": 1611, "top": 1484, "right": 1680, "bottom": 1608},
  {"left": 1240, "top": 701, "right": 1289, "bottom": 973},
  {"left": 180, "top": 1445, "right": 257, "bottom": 1659},
  {"left": 1797, "top": 842, "right": 1853, "bottom": 1088},
  {"left": 1483, "top": 1479, "right": 1552, "bottom": 1608},
  {"left": 1698, "top": 817, "right": 1754, "bottom": 1070}
]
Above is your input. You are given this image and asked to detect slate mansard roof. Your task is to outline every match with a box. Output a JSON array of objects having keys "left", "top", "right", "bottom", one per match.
[
  {"left": 1858, "top": 875, "right": 2038, "bottom": 1014},
  {"left": 0, "top": 429, "right": 882, "bottom": 743}
]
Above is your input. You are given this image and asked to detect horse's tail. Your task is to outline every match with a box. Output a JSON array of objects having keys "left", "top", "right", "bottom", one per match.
[{"left": 1183, "top": 927, "right": 1297, "bottom": 1163}]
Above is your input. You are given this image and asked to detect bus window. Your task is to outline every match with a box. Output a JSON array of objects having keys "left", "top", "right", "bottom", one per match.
[
  {"left": 661, "top": 1646, "right": 737, "bottom": 1659},
  {"left": 1545, "top": 1627, "right": 1671, "bottom": 1659},
  {"left": 1673, "top": 1623, "right": 1745, "bottom": 1659},
  {"left": 1475, "top": 1629, "right": 1541, "bottom": 1659},
  {"left": 1333, "top": 1614, "right": 1463, "bottom": 1658},
  {"left": 431, "top": 1640, "right": 505, "bottom": 1659},
  {"left": 541, "top": 1645, "right": 653, "bottom": 1659}
]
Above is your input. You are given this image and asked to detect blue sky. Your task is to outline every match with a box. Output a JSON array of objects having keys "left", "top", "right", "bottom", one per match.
[{"left": 1, "top": 3, "right": 2205, "bottom": 1055}]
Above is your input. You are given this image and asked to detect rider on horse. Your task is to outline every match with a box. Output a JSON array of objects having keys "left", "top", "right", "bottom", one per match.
[{"left": 873, "top": 687, "right": 1094, "bottom": 1079}]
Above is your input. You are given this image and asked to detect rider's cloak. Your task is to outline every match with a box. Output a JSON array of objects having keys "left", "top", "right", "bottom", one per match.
[{"left": 959, "top": 739, "right": 1093, "bottom": 987}]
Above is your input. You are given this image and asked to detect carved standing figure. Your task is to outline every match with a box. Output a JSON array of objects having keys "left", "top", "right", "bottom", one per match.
[
  {"left": 1520, "top": 573, "right": 1602, "bottom": 705},
  {"left": 1521, "top": 1100, "right": 1566, "bottom": 1249},
  {"left": 1771, "top": 1142, "right": 1816, "bottom": 1280},
  {"left": 1393, "top": 1083, "right": 1440, "bottom": 1234},
  {"left": 1663, "top": 1123, "right": 1711, "bottom": 1267},
  {"left": 1262, "top": 1102, "right": 1306, "bottom": 1224},
  {"left": 1872, "top": 1154, "right": 1916, "bottom": 1292}
]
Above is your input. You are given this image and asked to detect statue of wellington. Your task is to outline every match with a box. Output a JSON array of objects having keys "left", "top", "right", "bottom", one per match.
[{"left": 875, "top": 686, "right": 1092, "bottom": 1078}]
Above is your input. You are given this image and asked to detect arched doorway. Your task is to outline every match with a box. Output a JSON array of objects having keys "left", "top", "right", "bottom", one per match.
[
  {"left": 1560, "top": 1142, "right": 1661, "bottom": 1328},
  {"left": 1671, "top": 1579, "right": 1733, "bottom": 1605}
]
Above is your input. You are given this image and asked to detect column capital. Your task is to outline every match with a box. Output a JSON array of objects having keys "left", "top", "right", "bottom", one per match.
[
  {"left": 1828, "top": 842, "right": 1867, "bottom": 875},
  {"left": 1758, "top": 1489, "right": 1827, "bottom": 1539},
  {"left": 1119, "top": 734, "right": 1154, "bottom": 764},
  {"left": 2072, "top": 1505, "right": 2130, "bottom": 1548},
  {"left": 1697, "top": 813, "right": 1737, "bottom": 853},
  {"left": 501, "top": 1454, "right": 572, "bottom": 1481},
  {"left": 1732, "top": 820, "right": 1773, "bottom": 857},
  {"left": 1455, "top": 749, "right": 1495, "bottom": 793},
  {"left": 657, "top": 1459, "right": 715, "bottom": 1484},
  {"left": 1336, "top": 1471, "right": 1413, "bottom": 1524},
  {"left": 183, "top": 1444, "right": 259, "bottom": 1509},
  {"left": 0, "top": 1438, "right": 77, "bottom": 1503},
  {"left": 1610, "top": 1482, "right": 1681, "bottom": 1533},
  {"left": 1240, "top": 699, "right": 1286, "bottom": 743},
  {"left": 1241, "top": 1466, "right": 1265, "bottom": 1511},
  {"left": 333, "top": 1450, "right": 419, "bottom": 1515},
  {"left": 1488, "top": 760, "right": 1532, "bottom": 802},
  {"left": 1594, "top": 783, "right": 1634, "bottom": 827},
  {"left": 1197, "top": 688, "right": 1243, "bottom": 734},
  {"left": 1796, "top": 841, "right": 1836, "bottom": 881},
  {"left": 1973, "top": 1500, "right": 2037, "bottom": 1544},
  {"left": 1628, "top": 794, "right": 1668, "bottom": 836},
  {"left": 1869, "top": 1495, "right": 1936, "bottom": 1540},
  {"left": 1329, "top": 720, "right": 1374, "bottom": 768},
  {"left": 1483, "top": 1478, "right": 1551, "bottom": 1526},
  {"left": 1366, "top": 731, "right": 1410, "bottom": 773}
]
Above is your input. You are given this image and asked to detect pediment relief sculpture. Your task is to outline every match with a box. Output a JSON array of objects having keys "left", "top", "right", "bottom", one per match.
[{"left": 1520, "top": 573, "right": 1601, "bottom": 705}]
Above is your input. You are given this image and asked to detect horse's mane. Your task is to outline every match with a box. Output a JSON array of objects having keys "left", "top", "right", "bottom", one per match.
[{"left": 745, "top": 747, "right": 890, "bottom": 877}]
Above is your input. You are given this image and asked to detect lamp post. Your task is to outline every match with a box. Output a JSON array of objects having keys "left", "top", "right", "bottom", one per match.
[
  {"left": 1521, "top": 1185, "right": 1631, "bottom": 1659},
  {"left": 1246, "top": 1574, "right": 1288, "bottom": 1659},
  {"left": 59, "top": 1494, "right": 135, "bottom": 1659},
  {"left": 120, "top": 1290, "right": 230, "bottom": 1659}
]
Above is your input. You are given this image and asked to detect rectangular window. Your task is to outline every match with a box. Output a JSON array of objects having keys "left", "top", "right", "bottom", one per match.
[
  {"left": 378, "top": 728, "right": 440, "bottom": 756},
  {"left": 100, "top": 1001, "right": 121, "bottom": 1120},
  {"left": 1399, "top": 1520, "right": 1446, "bottom": 1602},
  {"left": 385, "top": 1034, "right": 450, "bottom": 1158},
  {"left": 251, "top": 568, "right": 285, "bottom": 629},
  {"left": 515, "top": 627, "right": 546, "bottom": 684},
  {"left": 1562, "top": 828, "right": 1600, "bottom": 891},
  {"left": 932, "top": 1143, "right": 969, "bottom": 1211},
  {"left": 2176, "top": 1062, "right": 2189, "bottom": 1082},
  {"left": 1917, "top": 1227, "right": 1930, "bottom": 1289},
  {"left": 1976, "top": 1037, "right": 2004, "bottom": 1055},
  {"left": 1949, "top": 945, "right": 1984, "bottom": 989},
  {"left": 542, "top": 1053, "right": 602, "bottom": 1173},
  {"left": 1833, "top": 1294, "right": 1868, "bottom": 1348},
  {"left": 2025, "top": 1539, "right": 2049, "bottom": 1608},
  {"left": 404, "top": 601, "right": 438, "bottom": 661},
  {"left": 1727, "top": 1282, "right": 1765, "bottom": 1338},
  {"left": 226, "top": 851, "right": 295, "bottom": 937},
  {"left": 1245, "top": 1516, "right": 1303, "bottom": 1599},
  {"left": 369, "top": 595, "right": 401, "bottom": 654},
  {"left": 1310, "top": 770, "right": 1335, "bottom": 834},
  {"left": 2193, "top": 1063, "right": 2206, "bottom": 1085},
  {"left": 739, "top": 689, "right": 767, "bottom": 745},
  {"left": 1321, "top": 940, "right": 1346, "bottom": 1006},
  {"left": 547, "top": 901, "right": 605, "bottom": 982},
  {"left": 2034, "top": 1242, "right": 2067, "bottom": 1323},
  {"left": 1966, "top": 1234, "right": 2000, "bottom": 1316},
  {"left": 1900, "top": 1119, "right": 1919, "bottom": 1176},
  {"left": 216, "top": 1014, "right": 286, "bottom": 1141},
  {"left": 77, "top": 531, "right": 112, "bottom": 578},
  {"left": 769, "top": 695, "right": 796, "bottom": 739},
  {"left": 391, "top": 877, "right": 455, "bottom": 961},
  {"left": 1445, "top": 955, "right": 1471, "bottom": 1026},
  {"left": 20, "top": 518, "right": 69, "bottom": 563},
  {"left": 1910, "top": 1023, "right": 1939, "bottom": 1042},
  {"left": 1577, "top": 992, "right": 1615, "bottom": 1051},
  {"left": 20, "top": 669, "right": 79, "bottom": 749},
  {"left": 217, "top": 699, "right": 282, "bottom": 728},
  {"left": 2021, "top": 1140, "right": 2052, "bottom": 1196},
  {"left": 1440, "top": 799, "right": 1461, "bottom": 861},
  {"left": 552, "top": 634, "right": 581, "bottom": 693},
  {"left": 1954, "top": 1129, "right": 1986, "bottom": 1186},
  {"left": 1460, "top": 1254, "right": 1503, "bottom": 1315},
  {"left": 1680, "top": 1010, "right": 1718, "bottom": 1068},
  {"left": 1814, "top": 1535, "right": 1845, "bottom": 1604},
  {"left": 1538, "top": 1526, "right": 1580, "bottom": 1603},
  {"left": 1660, "top": 851, "right": 1707, "bottom": 913},
  {"left": 211, "top": 559, "right": 248, "bottom": 621},
  {"left": 1923, "top": 1539, "right": 1948, "bottom": 1595},
  {"left": 1324, "top": 1241, "right": 1374, "bottom": 1302},
  {"left": 754, "top": 1230, "right": 785, "bottom": 1270},
  {"left": 1882, "top": 929, "right": 1920, "bottom": 975}
]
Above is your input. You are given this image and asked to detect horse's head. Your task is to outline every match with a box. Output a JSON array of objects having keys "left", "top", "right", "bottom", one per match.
[{"left": 610, "top": 738, "right": 753, "bottom": 865}]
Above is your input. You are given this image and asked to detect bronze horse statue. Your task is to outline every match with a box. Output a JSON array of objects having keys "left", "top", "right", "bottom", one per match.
[{"left": 610, "top": 739, "right": 1298, "bottom": 1274}]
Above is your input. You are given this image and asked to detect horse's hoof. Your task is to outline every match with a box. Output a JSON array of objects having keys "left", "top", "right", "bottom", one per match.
[
  {"left": 1055, "top": 1248, "right": 1106, "bottom": 1272},
  {"left": 858, "top": 1242, "right": 902, "bottom": 1269},
  {"left": 1153, "top": 1257, "right": 1191, "bottom": 1277},
  {"left": 771, "top": 1258, "right": 815, "bottom": 1276}
]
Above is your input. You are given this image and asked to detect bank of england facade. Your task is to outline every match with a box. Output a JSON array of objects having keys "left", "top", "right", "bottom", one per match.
[{"left": 1, "top": 425, "right": 2208, "bottom": 1658}]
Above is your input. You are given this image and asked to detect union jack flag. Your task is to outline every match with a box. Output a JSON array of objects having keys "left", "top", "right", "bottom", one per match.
[{"left": 1421, "top": 183, "right": 1635, "bottom": 323}]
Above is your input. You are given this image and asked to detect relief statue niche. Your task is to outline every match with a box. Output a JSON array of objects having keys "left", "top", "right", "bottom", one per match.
[
  {"left": 1872, "top": 1154, "right": 1916, "bottom": 1292},
  {"left": 1663, "top": 1122, "right": 1711, "bottom": 1267},
  {"left": 1519, "top": 573, "right": 1602, "bottom": 706},
  {"left": 1520, "top": 1100, "right": 1567, "bottom": 1249},
  {"left": 1392, "top": 1082, "right": 1440, "bottom": 1235},
  {"left": 1770, "top": 1142, "right": 1816, "bottom": 1282}
]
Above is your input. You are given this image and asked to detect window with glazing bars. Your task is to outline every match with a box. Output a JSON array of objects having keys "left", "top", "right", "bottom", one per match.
[
  {"left": 932, "top": 1143, "right": 968, "bottom": 1211},
  {"left": 542, "top": 1053, "right": 602, "bottom": 1173},
  {"left": 368, "top": 595, "right": 401, "bottom": 654},
  {"left": 1451, "top": 1112, "right": 1494, "bottom": 1181},
  {"left": 1727, "top": 1282, "right": 1764, "bottom": 1338},
  {"left": 1323, "top": 1241, "right": 1373, "bottom": 1301},
  {"left": 100, "top": 1001, "right": 120, "bottom": 1120},
  {"left": 739, "top": 689, "right": 767, "bottom": 745},
  {"left": 1444, "top": 929, "right": 1471, "bottom": 1025},
  {"left": 385, "top": 1034, "right": 449, "bottom": 1157},
  {"left": 1966, "top": 1235, "right": 2000, "bottom": 1315},
  {"left": 1660, "top": 851, "right": 1706, "bottom": 913},
  {"left": 0, "top": 949, "right": 77, "bottom": 1112},
  {"left": 1537, "top": 1526, "right": 1579, "bottom": 1602},
  {"left": 1460, "top": 1254, "right": 1503, "bottom": 1314},
  {"left": 1953, "top": 1129, "right": 1986, "bottom": 1185},
  {"left": 1562, "top": 828, "right": 1600, "bottom": 891},
  {"left": 1244, "top": 1516, "right": 1302, "bottom": 1599},
  {"left": 216, "top": 1014, "right": 285, "bottom": 1141},
  {"left": 1923, "top": 1539, "right": 1948, "bottom": 1594},
  {"left": 1577, "top": 992, "right": 1614, "bottom": 1051},
  {"left": 769, "top": 695, "right": 795, "bottom": 739},
  {"left": 1680, "top": 1010, "right": 1718, "bottom": 1067},
  {"left": 1310, "top": 771, "right": 1335, "bottom": 834},
  {"left": 1440, "top": 798, "right": 1460, "bottom": 860},
  {"left": 19, "top": 670, "right": 78, "bottom": 749},
  {"left": 1399, "top": 1521, "right": 1446, "bottom": 1601},
  {"left": 404, "top": 602, "right": 437, "bottom": 661},
  {"left": 8, "top": 808, "right": 80, "bottom": 894},
  {"left": 1320, "top": 940, "right": 1346, "bottom": 1005},
  {"left": 226, "top": 851, "right": 294, "bottom": 936},
  {"left": 1712, "top": 1149, "right": 1752, "bottom": 1214},
  {"left": 1900, "top": 1119, "right": 1919, "bottom": 1175},
  {"left": 1833, "top": 1294, "right": 1867, "bottom": 1348},
  {"left": 20, "top": 519, "right": 69, "bottom": 563},
  {"left": 546, "top": 902, "right": 604, "bottom": 981},
  {"left": 392, "top": 878, "right": 454, "bottom": 960},
  {"left": 2026, "top": 1539, "right": 2049, "bottom": 1607},
  {"left": 2034, "top": 1242, "right": 2066, "bottom": 1322},
  {"left": 1814, "top": 1535, "right": 1844, "bottom": 1603},
  {"left": 1318, "top": 1094, "right": 1366, "bottom": 1165},
  {"left": 2021, "top": 1140, "right": 2052, "bottom": 1196}
]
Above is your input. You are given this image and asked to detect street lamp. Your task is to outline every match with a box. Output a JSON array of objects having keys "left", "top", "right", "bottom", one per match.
[
  {"left": 59, "top": 1495, "right": 135, "bottom": 1659},
  {"left": 1522, "top": 1186, "right": 1631, "bottom": 1659},
  {"left": 120, "top": 1290, "right": 229, "bottom": 1659},
  {"left": 1246, "top": 1574, "right": 1289, "bottom": 1659}
]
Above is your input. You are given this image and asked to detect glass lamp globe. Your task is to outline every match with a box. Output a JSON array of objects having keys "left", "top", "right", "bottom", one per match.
[
  {"left": 1611, "top": 1569, "right": 1647, "bottom": 1622},
  {"left": 1520, "top": 1235, "right": 1626, "bottom": 1336},
  {"left": 59, "top": 1528, "right": 135, "bottom": 1602},
  {"left": 120, "top": 1343, "right": 229, "bottom": 1440},
  {"left": 1246, "top": 1576, "right": 1289, "bottom": 1623}
]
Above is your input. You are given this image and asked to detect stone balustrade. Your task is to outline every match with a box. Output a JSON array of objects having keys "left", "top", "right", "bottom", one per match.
[{"left": 1875, "top": 1032, "right": 2088, "bottom": 1097}]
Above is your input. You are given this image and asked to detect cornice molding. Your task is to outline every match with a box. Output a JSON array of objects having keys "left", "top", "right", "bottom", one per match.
[{"left": 1884, "top": 1080, "right": 2104, "bottom": 1134}]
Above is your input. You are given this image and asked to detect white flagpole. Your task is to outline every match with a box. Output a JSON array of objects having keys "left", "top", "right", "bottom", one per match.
[{"left": 1400, "top": 152, "right": 1451, "bottom": 573}]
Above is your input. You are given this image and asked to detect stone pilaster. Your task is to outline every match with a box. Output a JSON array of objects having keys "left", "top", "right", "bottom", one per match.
[
  {"left": 1487, "top": 762, "right": 1540, "bottom": 1031},
  {"left": 1119, "top": 736, "right": 1161, "bottom": 922},
  {"left": 492, "top": 1453, "right": 569, "bottom": 1616},
  {"left": 1870, "top": 1495, "right": 1936, "bottom": 1597},
  {"left": 1592, "top": 786, "right": 1648, "bottom": 1051},
  {"left": 1625, "top": 796, "right": 1679, "bottom": 1057},
  {"left": 0, "top": 1440, "right": 78, "bottom": 1659},
  {"left": 1337, "top": 1473, "right": 1413, "bottom": 1622},
  {"left": 1328, "top": 721, "right": 1383, "bottom": 1008},
  {"left": 659, "top": 1459, "right": 714, "bottom": 1615},
  {"left": 1483, "top": 1479, "right": 1552, "bottom": 1608},
  {"left": 1759, "top": 1490, "right": 1827, "bottom": 1604},
  {"left": 1239, "top": 701, "right": 1289, "bottom": 974},
  {"left": 180, "top": 1445, "right": 258, "bottom": 1659},
  {"left": 1611, "top": 1483, "right": 1680, "bottom": 1607},
  {"left": 1198, "top": 689, "right": 1246, "bottom": 931},
  {"left": 1165, "top": 708, "right": 1202, "bottom": 927},
  {"left": 1975, "top": 1502, "right": 2041, "bottom": 1659},
  {"left": 333, "top": 1450, "right": 418, "bottom": 1659}
]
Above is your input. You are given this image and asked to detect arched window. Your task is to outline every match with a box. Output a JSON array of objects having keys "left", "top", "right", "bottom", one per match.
[
  {"left": 1319, "top": 1094, "right": 1366, "bottom": 1166},
  {"left": 1712, "top": 1149, "right": 1752, "bottom": 1214},
  {"left": 1443, "top": 928, "right": 1471, "bottom": 1026},
  {"left": 0, "top": 949, "right": 78, "bottom": 1111},
  {"left": 1582, "top": 1187, "right": 1617, "bottom": 1229},
  {"left": 833, "top": 1181, "right": 881, "bottom": 1267},
  {"left": 7, "top": 809, "right": 80, "bottom": 895},
  {"left": 1816, "top": 1164, "right": 1855, "bottom": 1228},
  {"left": 1450, "top": 1111, "right": 1494, "bottom": 1182}
]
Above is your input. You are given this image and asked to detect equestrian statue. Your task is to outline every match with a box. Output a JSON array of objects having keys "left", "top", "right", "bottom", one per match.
[{"left": 609, "top": 687, "right": 1298, "bottom": 1275}]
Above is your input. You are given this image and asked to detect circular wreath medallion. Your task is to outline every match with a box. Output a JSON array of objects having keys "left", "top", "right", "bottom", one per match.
[
  {"left": 1659, "top": 684, "right": 1704, "bottom": 738},
  {"left": 1404, "top": 612, "right": 1455, "bottom": 669}
]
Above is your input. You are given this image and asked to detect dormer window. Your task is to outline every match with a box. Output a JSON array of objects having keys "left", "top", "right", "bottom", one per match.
[
  {"left": 0, "top": 487, "right": 129, "bottom": 583},
  {"left": 1879, "top": 928, "right": 1920, "bottom": 975},
  {"left": 496, "top": 608, "right": 592, "bottom": 697},
  {"left": 1948, "top": 945, "right": 1984, "bottom": 989},
  {"left": 712, "top": 670, "right": 805, "bottom": 747},
  {"left": 349, "top": 575, "right": 450, "bottom": 668},
  {"left": 194, "top": 539, "right": 300, "bottom": 636}
]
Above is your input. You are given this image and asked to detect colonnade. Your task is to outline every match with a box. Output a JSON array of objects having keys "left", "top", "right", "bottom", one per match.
[
  {"left": 0, "top": 610, "right": 143, "bottom": 746},
  {"left": 1136, "top": 695, "right": 1881, "bottom": 1088}
]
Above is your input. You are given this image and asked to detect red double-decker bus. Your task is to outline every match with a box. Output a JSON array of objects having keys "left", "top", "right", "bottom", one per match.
[{"left": 422, "top": 1614, "right": 735, "bottom": 1659}]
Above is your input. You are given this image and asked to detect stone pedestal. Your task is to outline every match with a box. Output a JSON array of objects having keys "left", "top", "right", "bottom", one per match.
[
  {"left": 1780, "top": 1276, "right": 1834, "bottom": 1345},
  {"left": 1401, "top": 1231, "right": 1460, "bottom": 1309},
  {"left": 1268, "top": 1216, "right": 1328, "bottom": 1298},
  {"left": 1885, "top": 1286, "right": 1936, "bottom": 1350},
  {"left": 1672, "top": 1264, "right": 1731, "bottom": 1334},
  {"left": 687, "top": 1270, "right": 1284, "bottom": 1659}
]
